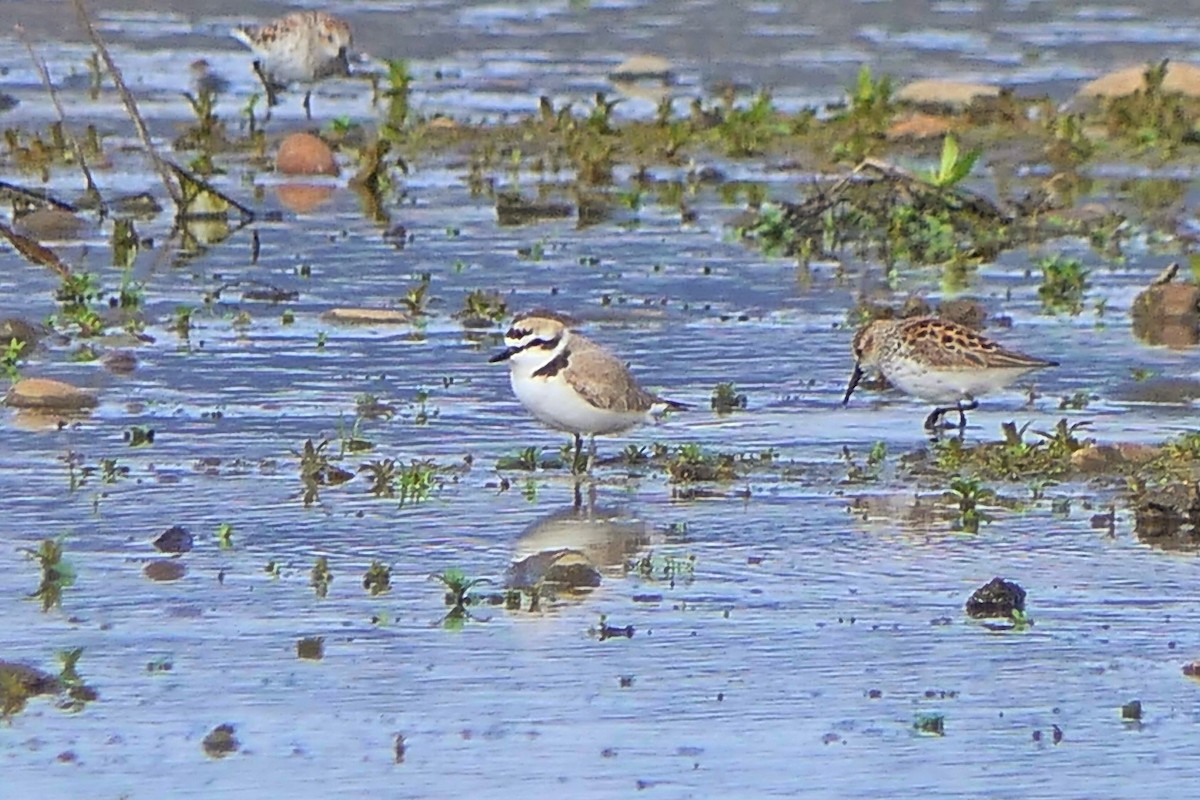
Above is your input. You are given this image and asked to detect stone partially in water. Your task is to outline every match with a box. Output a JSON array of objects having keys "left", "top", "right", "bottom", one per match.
[
  {"left": 507, "top": 549, "right": 602, "bottom": 591},
  {"left": 4, "top": 378, "right": 97, "bottom": 411},
  {"left": 895, "top": 79, "right": 1001, "bottom": 109},
  {"left": 0, "top": 318, "right": 47, "bottom": 349},
  {"left": 153, "top": 526, "right": 194, "bottom": 554},
  {"left": 102, "top": 350, "right": 138, "bottom": 375},
  {"left": 886, "top": 112, "right": 953, "bottom": 141},
  {"left": 276, "top": 132, "right": 339, "bottom": 177},
  {"left": 202, "top": 724, "right": 240, "bottom": 758},
  {"left": 1131, "top": 282, "right": 1200, "bottom": 348},
  {"left": 1077, "top": 62, "right": 1200, "bottom": 98},
  {"left": 965, "top": 577, "right": 1026, "bottom": 618},
  {"left": 1070, "top": 443, "right": 1161, "bottom": 474},
  {"left": 609, "top": 55, "right": 674, "bottom": 83},
  {"left": 319, "top": 308, "right": 411, "bottom": 325},
  {"left": 12, "top": 208, "right": 86, "bottom": 242}
]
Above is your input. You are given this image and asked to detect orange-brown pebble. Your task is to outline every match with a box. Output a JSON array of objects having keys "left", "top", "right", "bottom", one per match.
[
  {"left": 5, "top": 377, "right": 97, "bottom": 411},
  {"left": 275, "top": 132, "right": 339, "bottom": 176},
  {"left": 275, "top": 184, "right": 336, "bottom": 213}
]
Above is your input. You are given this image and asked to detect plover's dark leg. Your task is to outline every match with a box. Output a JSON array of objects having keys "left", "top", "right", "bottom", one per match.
[
  {"left": 586, "top": 435, "right": 598, "bottom": 475},
  {"left": 571, "top": 433, "right": 584, "bottom": 475},
  {"left": 303, "top": 90, "right": 313, "bottom": 120}
]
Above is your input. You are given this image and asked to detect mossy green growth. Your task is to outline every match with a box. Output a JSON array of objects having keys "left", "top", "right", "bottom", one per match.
[{"left": 925, "top": 419, "right": 1090, "bottom": 481}]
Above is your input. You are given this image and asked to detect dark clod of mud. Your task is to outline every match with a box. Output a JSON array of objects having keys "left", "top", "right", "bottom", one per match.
[
  {"left": 1134, "top": 482, "right": 1200, "bottom": 544},
  {"left": 153, "top": 525, "right": 194, "bottom": 554},
  {"left": 202, "top": 723, "right": 240, "bottom": 758},
  {"left": 1120, "top": 700, "right": 1143, "bottom": 721},
  {"left": 297, "top": 637, "right": 325, "bottom": 661},
  {"left": 965, "top": 577, "right": 1026, "bottom": 619}
]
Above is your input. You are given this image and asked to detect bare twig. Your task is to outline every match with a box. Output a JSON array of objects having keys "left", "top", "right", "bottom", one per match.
[
  {"left": 71, "top": 0, "right": 182, "bottom": 207},
  {"left": 0, "top": 221, "right": 73, "bottom": 278},
  {"left": 165, "top": 162, "right": 256, "bottom": 221},
  {"left": 15, "top": 24, "right": 104, "bottom": 212}
]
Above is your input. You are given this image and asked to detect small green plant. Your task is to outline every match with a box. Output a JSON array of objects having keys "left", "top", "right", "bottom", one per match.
[
  {"left": 23, "top": 538, "right": 75, "bottom": 612},
  {"left": 52, "top": 272, "right": 105, "bottom": 337},
  {"left": 397, "top": 460, "right": 438, "bottom": 506},
  {"left": 432, "top": 566, "right": 492, "bottom": 618},
  {"left": 124, "top": 425, "right": 155, "bottom": 447},
  {"left": 360, "top": 458, "right": 398, "bottom": 497},
  {"left": 215, "top": 523, "right": 233, "bottom": 549},
  {"left": 832, "top": 65, "right": 895, "bottom": 162},
  {"left": 710, "top": 382, "right": 747, "bottom": 414},
  {"left": 311, "top": 556, "right": 333, "bottom": 598},
  {"left": 843, "top": 441, "right": 887, "bottom": 482},
  {"left": 913, "top": 713, "right": 945, "bottom": 736},
  {"left": 400, "top": 277, "right": 430, "bottom": 315},
  {"left": 948, "top": 476, "right": 995, "bottom": 533},
  {"left": 1, "top": 337, "right": 26, "bottom": 382},
  {"left": 628, "top": 551, "right": 696, "bottom": 588},
  {"left": 172, "top": 306, "right": 195, "bottom": 338},
  {"left": 457, "top": 289, "right": 507, "bottom": 324},
  {"left": 363, "top": 560, "right": 392, "bottom": 596},
  {"left": 926, "top": 134, "right": 982, "bottom": 189},
  {"left": 1036, "top": 255, "right": 1089, "bottom": 315}
]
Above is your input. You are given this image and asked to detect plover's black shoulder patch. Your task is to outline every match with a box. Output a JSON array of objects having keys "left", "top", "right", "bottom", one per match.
[{"left": 532, "top": 348, "right": 570, "bottom": 378}]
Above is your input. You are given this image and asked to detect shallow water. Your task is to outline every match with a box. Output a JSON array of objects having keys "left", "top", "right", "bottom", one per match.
[{"left": 2, "top": 1, "right": 1200, "bottom": 798}]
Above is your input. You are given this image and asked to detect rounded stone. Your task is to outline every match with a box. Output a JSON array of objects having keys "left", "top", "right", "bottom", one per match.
[
  {"left": 5, "top": 378, "right": 97, "bottom": 411},
  {"left": 276, "top": 132, "right": 339, "bottom": 177},
  {"left": 895, "top": 79, "right": 1001, "bottom": 108},
  {"left": 1077, "top": 62, "right": 1200, "bottom": 99},
  {"left": 319, "top": 308, "right": 411, "bottom": 325}
]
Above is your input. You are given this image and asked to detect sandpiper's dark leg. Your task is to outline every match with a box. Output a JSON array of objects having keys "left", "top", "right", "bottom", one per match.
[
  {"left": 303, "top": 90, "right": 313, "bottom": 120},
  {"left": 924, "top": 407, "right": 948, "bottom": 431},
  {"left": 955, "top": 398, "right": 980, "bottom": 430},
  {"left": 573, "top": 482, "right": 583, "bottom": 508}
]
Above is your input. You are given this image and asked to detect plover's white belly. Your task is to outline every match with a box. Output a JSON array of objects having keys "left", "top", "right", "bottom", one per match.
[
  {"left": 512, "top": 373, "right": 645, "bottom": 435},
  {"left": 885, "top": 359, "right": 1035, "bottom": 404}
]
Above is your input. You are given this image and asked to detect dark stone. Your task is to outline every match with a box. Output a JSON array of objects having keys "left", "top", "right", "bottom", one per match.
[
  {"left": 202, "top": 724, "right": 239, "bottom": 758},
  {"left": 965, "top": 577, "right": 1026, "bottom": 618},
  {"left": 153, "top": 525, "right": 193, "bottom": 554}
]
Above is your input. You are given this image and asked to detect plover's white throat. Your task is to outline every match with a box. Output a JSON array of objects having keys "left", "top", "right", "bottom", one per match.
[
  {"left": 490, "top": 310, "right": 686, "bottom": 472},
  {"left": 231, "top": 11, "right": 352, "bottom": 119},
  {"left": 843, "top": 315, "right": 1057, "bottom": 431}
]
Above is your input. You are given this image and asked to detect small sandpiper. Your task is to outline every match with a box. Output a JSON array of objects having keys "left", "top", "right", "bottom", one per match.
[
  {"left": 231, "top": 11, "right": 352, "bottom": 119},
  {"left": 842, "top": 316, "right": 1058, "bottom": 431},
  {"left": 489, "top": 310, "right": 686, "bottom": 473}
]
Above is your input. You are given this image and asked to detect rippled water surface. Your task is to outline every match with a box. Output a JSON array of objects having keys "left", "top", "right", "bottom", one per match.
[{"left": 1, "top": 1, "right": 1200, "bottom": 798}]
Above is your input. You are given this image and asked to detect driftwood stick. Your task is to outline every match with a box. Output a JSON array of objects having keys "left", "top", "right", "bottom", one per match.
[
  {"left": 15, "top": 24, "right": 104, "bottom": 210},
  {"left": 71, "top": 0, "right": 182, "bottom": 207}
]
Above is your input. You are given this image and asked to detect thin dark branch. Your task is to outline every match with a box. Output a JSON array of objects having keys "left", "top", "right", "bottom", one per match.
[
  {"left": 71, "top": 0, "right": 182, "bottom": 207},
  {"left": 15, "top": 24, "right": 105, "bottom": 212}
]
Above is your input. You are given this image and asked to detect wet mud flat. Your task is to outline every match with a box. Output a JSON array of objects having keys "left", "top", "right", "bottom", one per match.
[{"left": 3, "top": 1, "right": 1200, "bottom": 798}]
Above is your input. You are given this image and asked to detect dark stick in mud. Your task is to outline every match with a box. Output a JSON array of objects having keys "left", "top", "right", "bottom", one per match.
[
  {"left": 15, "top": 24, "right": 104, "bottom": 211},
  {"left": 71, "top": 0, "right": 182, "bottom": 207}
]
